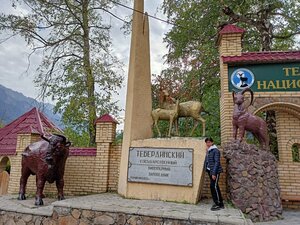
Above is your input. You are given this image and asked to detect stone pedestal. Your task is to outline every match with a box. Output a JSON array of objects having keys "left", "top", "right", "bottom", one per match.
[
  {"left": 223, "top": 141, "right": 282, "bottom": 222},
  {"left": 120, "top": 138, "right": 206, "bottom": 204}
]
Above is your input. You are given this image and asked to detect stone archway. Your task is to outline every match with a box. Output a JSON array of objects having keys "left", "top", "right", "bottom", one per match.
[{"left": 0, "top": 157, "right": 10, "bottom": 195}]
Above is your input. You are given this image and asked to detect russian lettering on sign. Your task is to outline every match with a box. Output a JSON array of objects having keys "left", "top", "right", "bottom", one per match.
[{"left": 128, "top": 147, "right": 193, "bottom": 186}]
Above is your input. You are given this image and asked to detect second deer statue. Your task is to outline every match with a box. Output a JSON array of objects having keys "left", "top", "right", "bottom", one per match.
[{"left": 152, "top": 100, "right": 179, "bottom": 137}]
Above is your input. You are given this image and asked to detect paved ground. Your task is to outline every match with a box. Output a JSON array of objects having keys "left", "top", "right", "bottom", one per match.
[
  {"left": 2, "top": 193, "right": 299, "bottom": 225},
  {"left": 0, "top": 195, "right": 54, "bottom": 216},
  {"left": 254, "top": 210, "right": 300, "bottom": 225},
  {"left": 53, "top": 193, "right": 248, "bottom": 224},
  {"left": 0, "top": 193, "right": 248, "bottom": 224}
]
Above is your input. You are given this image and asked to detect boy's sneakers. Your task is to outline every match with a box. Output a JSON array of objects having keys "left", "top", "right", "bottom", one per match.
[{"left": 211, "top": 203, "right": 224, "bottom": 211}]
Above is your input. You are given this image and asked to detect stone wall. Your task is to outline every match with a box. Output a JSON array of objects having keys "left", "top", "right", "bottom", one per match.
[
  {"left": 224, "top": 141, "right": 282, "bottom": 222},
  {"left": 0, "top": 207, "right": 224, "bottom": 225}
]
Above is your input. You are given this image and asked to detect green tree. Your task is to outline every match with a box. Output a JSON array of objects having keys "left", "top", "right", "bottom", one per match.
[
  {"left": 162, "top": 0, "right": 300, "bottom": 55},
  {"left": 63, "top": 127, "right": 90, "bottom": 147},
  {"left": 160, "top": 0, "right": 300, "bottom": 144},
  {"left": 222, "top": 0, "right": 300, "bottom": 51},
  {"left": 152, "top": 69, "right": 220, "bottom": 142},
  {"left": 0, "top": 0, "right": 123, "bottom": 146}
]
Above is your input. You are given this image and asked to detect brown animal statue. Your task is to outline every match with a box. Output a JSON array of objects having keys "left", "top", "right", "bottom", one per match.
[
  {"left": 232, "top": 88, "right": 269, "bottom": 150},
  {"left": 159, "top": 89, "right": 205, "bottom": 136},
  {"left": 18, "top": 134, "right": 71, "bottom": 206},
  {"left": 152, "top": 99, "right": 179, "bottom": 137}
]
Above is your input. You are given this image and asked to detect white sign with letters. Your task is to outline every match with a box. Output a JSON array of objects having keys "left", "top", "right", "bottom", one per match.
[{"left": 127, "top": 147, "right": 193, "bottom": 186}]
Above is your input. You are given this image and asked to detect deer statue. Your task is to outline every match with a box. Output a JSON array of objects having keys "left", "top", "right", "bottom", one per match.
[
  {"left": 159, "top": 89, "right": 205, "bottom": 136},
  {"left": 151, "top": 99, "right": 179, "bottom": 137},
  {"left": 232, "top": 88, "right": 269, "bottom": 150}
]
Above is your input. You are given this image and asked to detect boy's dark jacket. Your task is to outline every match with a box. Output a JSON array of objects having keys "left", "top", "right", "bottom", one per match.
[{"left": 205, "top": 145, "right": 223, "bottom": 175}]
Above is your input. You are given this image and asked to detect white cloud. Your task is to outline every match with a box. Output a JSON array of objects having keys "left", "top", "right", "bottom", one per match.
[{"left": 0, "top": 35, "right": 41, "bottom": 99}]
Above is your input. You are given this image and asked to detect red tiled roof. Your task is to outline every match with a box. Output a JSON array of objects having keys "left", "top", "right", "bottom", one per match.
[
  {"left": 95, "top": 114, "right": 118, "bottom": 124},
  {"left": 219, "top": 24, "right": 245, "bottom": 35},
  {"left": 222, "top": 51, "right": 300, "bottom": 64},
  {"left": 69, "top": 147, "right": 97, "bottom": 156},
  {"left": 0, "top": 107, "right": 62, "bottom": 156},
  {"left": 17, "top": 125, "right": 40, "bottom": 134},
  {"left": 0, "top": 149, "right": 16, "bottom": 156}
]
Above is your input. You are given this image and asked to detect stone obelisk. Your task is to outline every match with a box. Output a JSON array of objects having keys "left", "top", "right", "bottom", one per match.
[{"left": 118, "top": 0, "right": 152, "bottom": 195}]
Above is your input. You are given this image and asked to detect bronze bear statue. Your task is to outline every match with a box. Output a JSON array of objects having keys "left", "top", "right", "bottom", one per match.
[{"left": 18, "top": 134, "right": 71, "bottom": 206}]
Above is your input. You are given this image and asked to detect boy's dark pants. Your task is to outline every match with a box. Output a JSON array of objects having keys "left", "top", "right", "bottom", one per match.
[{"left": 208, "top": 173, "right": 223, "bottom": 206}]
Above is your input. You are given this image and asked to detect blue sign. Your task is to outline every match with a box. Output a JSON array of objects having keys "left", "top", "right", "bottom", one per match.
[{"left": 230, "top": 68, "right": 255, "bottom": 90}]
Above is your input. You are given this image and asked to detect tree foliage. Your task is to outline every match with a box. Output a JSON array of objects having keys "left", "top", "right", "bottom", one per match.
[
  {"left": 63, "top": 127, "right": 90, "bottom": 147},
  {"left": 0, "top": 0, "right": 124, "bottom": 145},
  {"left": 158, "top": 0, "right": 300, "bottom": 143},
  {"left": 152, "top": 69, "right": 220, "bottom": 142},
  {"left": 162, "top": 0, "right": 300, "bottom": 56}
]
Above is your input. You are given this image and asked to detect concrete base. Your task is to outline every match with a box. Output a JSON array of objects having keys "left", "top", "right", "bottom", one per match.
[{"left": 120, "top": 138, "right": 206, "bottom": 204}]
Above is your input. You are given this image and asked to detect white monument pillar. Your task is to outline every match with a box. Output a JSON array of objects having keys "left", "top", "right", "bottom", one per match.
[
  {"left": 118, "top": 1, "right": 206, "bottom": 204},
  {"left": 118, "top": 0, "right": 152, "bottom": 195}
]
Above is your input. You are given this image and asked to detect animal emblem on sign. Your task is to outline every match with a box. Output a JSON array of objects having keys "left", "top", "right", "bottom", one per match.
[
  {"left": 18, "top": 134, "right": 71, "bottom": 205},
  {"left": 231, "top": 68, "right": 255, "bottom": 90},
  {"left": 237, "top": 71, "right": 249, "bottom": 88}
]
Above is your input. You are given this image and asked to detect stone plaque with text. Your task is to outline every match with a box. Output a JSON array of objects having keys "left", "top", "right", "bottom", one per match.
[{"left": 127, "top": 147, "right": 193, "bottom": 186}]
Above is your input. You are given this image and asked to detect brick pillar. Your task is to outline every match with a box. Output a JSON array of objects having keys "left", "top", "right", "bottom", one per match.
[
  {"left": 8, "top": 132, "right": 40, "bottom": 194},
  {"left": 217, "top": 25, "right": 245, "bottom": 145},
  {"left": 215, "top": 25, "right": 245, "bottom": 199},
  {"left": 94, "top": 114, "right": 117, "bottom": 192}
]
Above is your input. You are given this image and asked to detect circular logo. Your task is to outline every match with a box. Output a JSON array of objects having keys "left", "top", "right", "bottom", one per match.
[{"left": 231, "top": 68, "right": 255, "bottom": 90}]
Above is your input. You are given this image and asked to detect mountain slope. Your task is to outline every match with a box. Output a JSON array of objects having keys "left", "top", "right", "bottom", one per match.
[{"left": 0, "top": 84, "right": 62, "bottom": 128}]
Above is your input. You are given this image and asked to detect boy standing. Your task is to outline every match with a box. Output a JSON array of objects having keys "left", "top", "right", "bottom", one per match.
[{"left": 204, "top": 137, "right": 224, "bottom": 211}]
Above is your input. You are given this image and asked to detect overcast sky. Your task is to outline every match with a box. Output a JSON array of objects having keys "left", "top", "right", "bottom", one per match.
[{"left": 0, "top": 0, "right": 171, "bottom": 128}]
